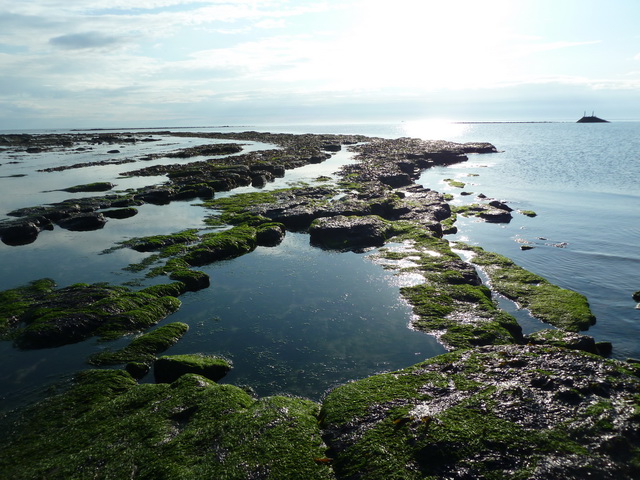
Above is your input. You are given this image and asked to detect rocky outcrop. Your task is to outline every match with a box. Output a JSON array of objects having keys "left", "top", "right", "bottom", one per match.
[
  {"left": 154, "top": 354, "right": 232, "bottom": 383},
  {"left": 1, "top": 279, "right": 182, "bottom": 349},
  {"left": 320, "top": 344, "right": 640, "bottom": 479},
  {"left": 309, "top": 215, "right": 395, "bottom": 250}
]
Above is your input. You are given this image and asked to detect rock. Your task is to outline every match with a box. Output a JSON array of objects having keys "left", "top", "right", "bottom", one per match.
[
  {"left": 633, "top": 290, "right": 640, "bottom": 302},
  {"left": 3, "top": 280, "right": 182, "bottom": 349},
  {"left": 320, "top": 345, "right": 640, "bottom": 480},
  {"left": 101, "top": 207, "right": 138, "bottom": 219},
  {"left": 488, "top": 199, "right": 513, "bottom": 211},
  {"left": 154, "top": 354, "right": 231, "bottom": 383},
  {"left": 309, "top": 215, "right": 393, "bottom": 250},
  {"left": 526, "top": 328, "right": 598, "bottom": 354},
  {"left": 477, "top": 206, "right": 513, "bottom": 223},
  {"left": 56, "top": 213, "right": 107, "bottom": 231},
  {"left": 256, "top": 223, "right": 286, "bottom": 247},
  {"left": 169, "top": 269, "right": 210, "bottom": 291},
  {"left": 0, "top": 221, "right": 40, "bottom": 245},
  {"left": 126, "top": 362, "right": 150, "bottom": 379}
]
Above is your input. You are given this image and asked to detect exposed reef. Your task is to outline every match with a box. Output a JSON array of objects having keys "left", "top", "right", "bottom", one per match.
[{"left": 0, "top": 131, "right": 636, "bottom": 479}]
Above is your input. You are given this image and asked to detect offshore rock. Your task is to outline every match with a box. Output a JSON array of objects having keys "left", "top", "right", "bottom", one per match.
[
  {"left": 0, "top": 221, "right": 41, "bottom": 245},
  {"left": 56, "top": 212, "right": 107, "bottom": 231},
  {"left": 321, "top": 344, "right": 640, "bottom": 480}
]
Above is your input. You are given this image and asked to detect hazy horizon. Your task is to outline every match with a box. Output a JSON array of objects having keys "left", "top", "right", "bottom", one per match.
[{"left": 1, "top": 0, "right": 639, "bottom": 130}]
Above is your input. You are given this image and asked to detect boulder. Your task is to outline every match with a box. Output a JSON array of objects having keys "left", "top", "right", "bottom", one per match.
[
  {"left": 0, "top": 221, "right": 40, "bottom": 245},
  {"left": 56, "top": 213, "right": 107, "bottom": 231},
  {"left": 526, "top": 328, "right": 598, "bottom": 354},
  {"left": 309, "top": 215, "right": 393, "bottom": 250},
  {"left": 154, "top": 354, "right": 231, "bottom": 383},
  {"left": 101, "top": 207, "right": 138, "bottom": 219},
  {"left": 256, "top": 223, "right": 286, "bottom": 247}
]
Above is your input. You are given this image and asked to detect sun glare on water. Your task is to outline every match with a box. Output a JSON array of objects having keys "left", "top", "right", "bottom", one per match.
[{"left": 401, "top": 119, "right": 470, "bottom": 140}]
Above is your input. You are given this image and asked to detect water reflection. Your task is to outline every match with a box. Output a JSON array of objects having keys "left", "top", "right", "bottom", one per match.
[{"left": 400, "top": 119, "right": 470, "bottom": 140}]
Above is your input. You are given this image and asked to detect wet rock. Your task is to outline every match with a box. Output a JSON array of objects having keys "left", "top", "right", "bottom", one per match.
[
  {"left": 101, "top": 207, "right": 138, "bottom": 219},
  {"left": 256, "top": 223, "right": 286, "bottom": 247},
  {"left": 0, "top": 221, "right": 41, "bottom": 245},
  {"left": 488, "top": 199, "right": 513, "bottom": 212},
  {"left": 526, "top": 328, "right": 599, "bottom": 354},
  {"left": 477, "top": 205, "right": 513, "bottom": 223},
  {"left": 320, "top": 344, "right": 640, "bottom": 480},
  {"left": 169, "top": 270, "right": 210, "bottom": 291},
  {"left": 56, "top": 212, "right": 107, "bottom": 231},
  {"left": 154, "top": 354, "right": 231, "bottom": 383},
  {"left": 2, "top": 279, "right": 182, "bottom": 349},
  {"left": 309, "top": 215, "right": 394, "bottom": 250}
]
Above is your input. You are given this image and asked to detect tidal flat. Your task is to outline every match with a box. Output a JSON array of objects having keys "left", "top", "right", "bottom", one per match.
[{"left": 1, "top": 131, "right": 639, "bottom": 479}]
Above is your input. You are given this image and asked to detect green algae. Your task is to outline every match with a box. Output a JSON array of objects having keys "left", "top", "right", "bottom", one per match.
[
  {"left": 0, "top": 370, "right": 333, "bottom": 480},
  {"left": 444, "top": 178, "right": 465, "bottom": 188},
  {"left": 376, "top": 230, "right": 522, "bottom": 350},
  {"left": 154, "top": 353, "right": 232, "bottom": 383},
  {"left": 320, "top": 346, "right": 640, "bottom": 479},
  {"left": 519, "top": 210, "right": 537, "bottom": 217},
  {"left": 0, "top": 280, "right": 182, "bottom": 348},
  {"left": 458, "top": 244, "right": 596, "bottom": 331},
  {"left": 88, "top": 322, "right": 189, "bottom": 366},
  {"left": 61, "top": 181, "right": 115, "bottom": 193}
]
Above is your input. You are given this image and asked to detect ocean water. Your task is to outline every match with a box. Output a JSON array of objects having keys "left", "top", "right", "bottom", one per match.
[{"left": 1, "top": 121, "right": 638, "bottom": 409}]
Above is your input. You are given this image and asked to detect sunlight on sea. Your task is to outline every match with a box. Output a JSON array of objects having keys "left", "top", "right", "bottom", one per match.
[{"left": 400, "top": 119, "right": 470, "bottom": 140}]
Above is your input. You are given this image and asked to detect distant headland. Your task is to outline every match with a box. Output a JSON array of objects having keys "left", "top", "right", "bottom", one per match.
[{"left": 577, "top": 111, "right": 609, "bottom": 123}]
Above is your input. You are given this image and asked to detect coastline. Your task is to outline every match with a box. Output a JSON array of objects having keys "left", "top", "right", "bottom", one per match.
[{"left": 1, "top": 131, "right": 639, "bottom": 478}]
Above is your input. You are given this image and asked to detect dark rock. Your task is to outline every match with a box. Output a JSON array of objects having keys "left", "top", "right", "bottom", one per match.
[
  {"left": 169, "top": 270, "right": 210, "bottom": 291},
  {"left": 126, "top": 362, "right": 150, "bottom": 379},
  {"left": 526, "top": 329, "right": 598, "bottom": 354},
  {"left": 256, "top": 223, "right": 286, "bottom": 247},
  {"left": 478, "top": 206, "right": 513, "bottom": 223},
  {"left": 154, "top": 354, "right": 231, "bottom": 383},
  {"left": 57, "top": 213, "right": 107, "bottom": 231},
  {"left": 488, "top": 200, "right": 513, "bottom": 211},
  {"left": 101, "top": 207, "right": 138, "bottom": 219},
  {"left": 107, "top": 149, "right": 120, "bottom": 154},
  {"left": 633, "top": 290, "right": 640, "bottom": 302},
  {"left": 309, "top": 215, "right": 393, "bottom": 250},
  {"left": 0, "top": 221, "right": 40, "bottom": 245}
]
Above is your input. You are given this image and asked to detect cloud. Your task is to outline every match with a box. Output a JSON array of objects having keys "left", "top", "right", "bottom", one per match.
[{"left": 49, "top": 32, "right": 126, "bottom": 50}]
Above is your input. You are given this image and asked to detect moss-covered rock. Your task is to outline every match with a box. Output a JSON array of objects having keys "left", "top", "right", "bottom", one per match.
[
  {"left": 0, "top": 370, "right": 334, "bottom": 480},
  {"left": 88, "top": 322, "right": 189, "bottom": 366},
  {"left": 168, "top": 269, "right": 210, "bottom": 291},
  {"left": 154, "top": 353, "right": 232, "bottom": 383},
  {"left": 61, "top": 182, "right": 115, "bottom": 193},
  {"left": 320, "top": 345, "right": 640, "bottom": 479},
  {"left": 0, "top": 279, "right": 182, "bottom": 348},
  {"left": 458, "top": 244, "right": 596, "bottom": 331}
]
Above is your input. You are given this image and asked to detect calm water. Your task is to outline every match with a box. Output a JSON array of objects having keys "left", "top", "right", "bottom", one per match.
[{"left": 1, "top": 121, "right": 639, "bottom": 409}]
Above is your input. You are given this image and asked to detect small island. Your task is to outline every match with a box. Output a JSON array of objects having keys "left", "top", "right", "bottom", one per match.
[{"left": 577, "top": 111, "right": 609, "bottom": 123}]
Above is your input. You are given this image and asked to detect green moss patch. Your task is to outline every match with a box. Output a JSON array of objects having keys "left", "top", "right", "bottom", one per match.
[
  {"left": 321, "top": 345, "right": 640, "bottom": 479},
  {"left": 0, "top": 279, "right": 182, "bottom": 348},
  {"left": 458, "top": 245, "right": 596, "bottom": 331},
  {"left": 0, "top": 370, "right": 333, "bottom": 480},
  {"left": 444, "top": 178, "right": 465, "bottom": 188},
  {"left": 88, "top": 322, "right": 189, "bottom": 366},
  {"left": 61, "top": 182, "right": 114, "bottom": 193},
  {"left": 154, "top": 353, "right": 232, "bottom": 383}
]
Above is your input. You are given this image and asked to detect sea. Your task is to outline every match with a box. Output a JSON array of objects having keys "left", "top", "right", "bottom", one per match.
[{"left": 1, "top": 120, "right": 639, "bottom": 410}]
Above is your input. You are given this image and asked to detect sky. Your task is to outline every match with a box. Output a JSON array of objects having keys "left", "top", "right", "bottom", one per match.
[{"left": 1, "top": 0, "right": 639, "bottom": 129}]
